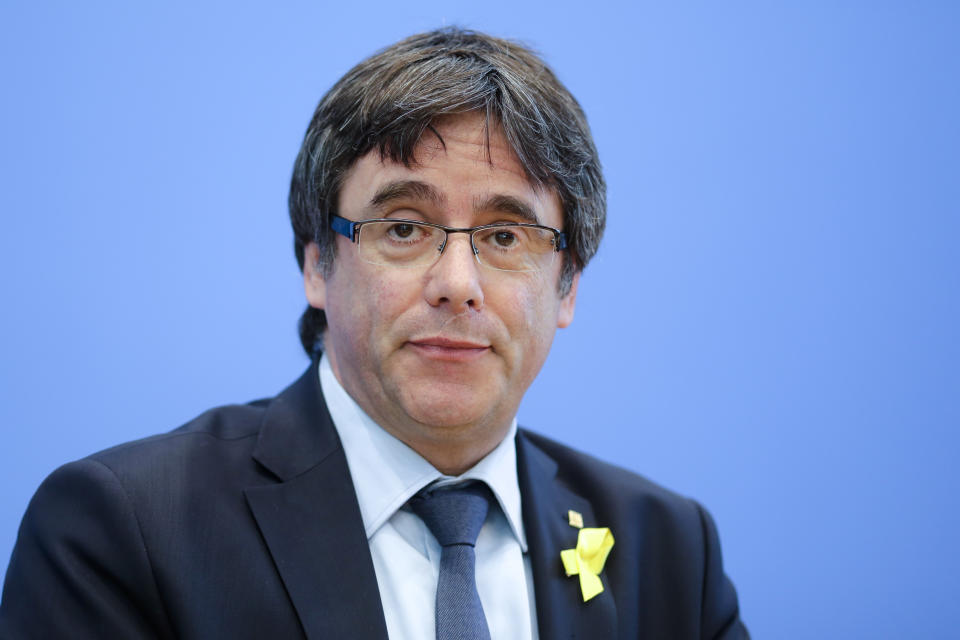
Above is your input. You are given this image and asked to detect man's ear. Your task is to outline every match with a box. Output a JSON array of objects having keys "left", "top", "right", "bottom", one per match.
[
  {"left": 303, "top": 242, "right": 327, "bottom": 310},
  {"left": 557, "top": 271, "right": 580, "bottom": 329}
]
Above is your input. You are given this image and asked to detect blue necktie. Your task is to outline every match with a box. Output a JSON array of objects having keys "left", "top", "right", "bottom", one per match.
[{"left": 411, "top": 483, "right": 492, "bottom": 640}]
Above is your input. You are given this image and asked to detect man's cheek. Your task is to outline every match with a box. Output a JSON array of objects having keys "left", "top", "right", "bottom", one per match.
[
  {"left": 366, "top": 275, "right": 415, "bottom": 335},
  {"left": 507, "top": 277, "right": 550, "bottom": 325}
]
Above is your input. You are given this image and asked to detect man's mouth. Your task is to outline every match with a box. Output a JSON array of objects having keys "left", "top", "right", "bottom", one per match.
[{"left": 406, "top": 337, "right": 491, "bottom": 361}]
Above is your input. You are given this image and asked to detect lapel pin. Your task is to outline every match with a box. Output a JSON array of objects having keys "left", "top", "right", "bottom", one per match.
[
  {"left": 567, "top": 509, "right": 584, "bottom": 529},
  {"left": 560, "top": 526, "right": 615, "bottom": 602}
]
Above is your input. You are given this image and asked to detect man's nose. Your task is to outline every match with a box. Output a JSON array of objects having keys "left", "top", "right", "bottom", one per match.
[{"left": 423, "top": 233, "right": 485, "bottom": 312}]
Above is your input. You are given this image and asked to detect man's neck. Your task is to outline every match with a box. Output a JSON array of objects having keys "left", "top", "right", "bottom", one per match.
[{"left": 322, "top": 351, "right": 514, "bottom": 475}]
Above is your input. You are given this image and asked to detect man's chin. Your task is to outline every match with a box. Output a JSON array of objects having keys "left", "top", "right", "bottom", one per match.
[{"left": 396, "top": 383, "right": 507, "bottom": 432}]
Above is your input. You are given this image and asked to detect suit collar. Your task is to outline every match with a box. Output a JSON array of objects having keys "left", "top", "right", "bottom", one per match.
[
  {"left": 245, "top": 363, "right": 389, "bottom": 640},
  {"left": 517, "top": 431, "right": 618, "bottom": 640},
  {"left": 250, "top": 362, "right": 339, "bottom": 481}
]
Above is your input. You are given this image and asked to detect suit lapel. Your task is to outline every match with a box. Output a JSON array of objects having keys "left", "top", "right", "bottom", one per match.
[
  {"left": 517, "top": 433, "right": 618, "bottom": 640},
  {"left": 244, "top": 365, "right": 388, "bottom": 640}
]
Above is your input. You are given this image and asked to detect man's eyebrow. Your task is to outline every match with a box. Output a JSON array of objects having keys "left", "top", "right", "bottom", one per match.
[
  {"left": 473, "top": 194, "right": 541, "bottom": 225},
  {"left": 369, "top": 180, "right": 446, "bottom": 210}
]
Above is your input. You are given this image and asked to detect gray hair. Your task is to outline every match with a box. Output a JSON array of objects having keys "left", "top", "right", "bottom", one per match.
[{"left": 289, "top": 27, "right": 606, "bottom": 355}]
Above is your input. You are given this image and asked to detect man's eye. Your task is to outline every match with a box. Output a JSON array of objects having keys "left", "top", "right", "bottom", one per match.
[
  {"left": 388, "top": 223, "right": 418, "bottom": 239},
  {"left": 493, "top": 230, "right": 519, "bottom": 248}
]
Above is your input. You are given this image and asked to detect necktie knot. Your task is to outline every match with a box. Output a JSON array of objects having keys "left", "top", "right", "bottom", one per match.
[{"left": 411, "top": 483, "right": 491, "bottom": 547}]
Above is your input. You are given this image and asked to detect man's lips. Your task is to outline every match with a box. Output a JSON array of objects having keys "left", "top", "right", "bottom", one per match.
[{"left": 406, "top": 337, "right": 491, "bottom": 361}]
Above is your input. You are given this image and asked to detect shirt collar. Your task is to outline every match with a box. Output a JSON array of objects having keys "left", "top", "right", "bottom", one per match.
[{"left": 318, "top": 355, "right": 527, "bottom": 551}]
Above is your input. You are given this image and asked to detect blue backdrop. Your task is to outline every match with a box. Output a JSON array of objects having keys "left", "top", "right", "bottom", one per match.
[{"left": 2, "top": 1, "right": 957, "bottom": 637}]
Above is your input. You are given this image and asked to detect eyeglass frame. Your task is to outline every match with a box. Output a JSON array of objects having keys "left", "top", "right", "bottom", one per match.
[{"left": 329, "top": 214, "right": 568, "bottom": 270}]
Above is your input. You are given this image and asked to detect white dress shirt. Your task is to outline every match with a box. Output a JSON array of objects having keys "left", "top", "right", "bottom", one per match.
[{"left": 319, "top": 355, "right": 539, "bottom": 640}]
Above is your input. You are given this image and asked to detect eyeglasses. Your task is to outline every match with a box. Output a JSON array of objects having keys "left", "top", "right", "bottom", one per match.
[{"left": 330, "top": 215, "right": 567, "bottom": 273}]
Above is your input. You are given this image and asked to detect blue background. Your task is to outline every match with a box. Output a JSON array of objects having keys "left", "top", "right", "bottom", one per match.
[{"left": 2, "top": 1, "right": 957, "bottom": 636}]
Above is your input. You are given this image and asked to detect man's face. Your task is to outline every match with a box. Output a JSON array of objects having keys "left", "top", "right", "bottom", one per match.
[{"left": 304, "top": 112, "right": 578, "bottom": 471}]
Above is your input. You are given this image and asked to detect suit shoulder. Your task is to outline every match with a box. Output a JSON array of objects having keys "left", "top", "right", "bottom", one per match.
[
  {"left": 518, "top": 427, "right": 698, "bottom": 515},
  {"left": 85, "top": 398, "right": 272, "bottom": 474}
]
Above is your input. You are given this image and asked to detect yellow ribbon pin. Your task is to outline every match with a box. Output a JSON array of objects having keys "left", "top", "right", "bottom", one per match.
[{"left": 560, "top": 527, "right": 614, "bottom": 602}]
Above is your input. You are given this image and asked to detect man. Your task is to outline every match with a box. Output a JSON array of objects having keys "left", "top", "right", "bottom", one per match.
[{"left": 0, "top": 28, "right": 747, "bottom": 639}]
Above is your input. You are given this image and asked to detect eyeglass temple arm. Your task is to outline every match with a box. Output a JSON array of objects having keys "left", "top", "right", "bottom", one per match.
[{"left": 330, "top": 215, "right": 358, "bottom": 241}]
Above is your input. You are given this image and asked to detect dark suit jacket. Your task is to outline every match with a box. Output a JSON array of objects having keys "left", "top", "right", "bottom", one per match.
[{"left": 0, "top": 366, "right": 747, "bottom": 639}]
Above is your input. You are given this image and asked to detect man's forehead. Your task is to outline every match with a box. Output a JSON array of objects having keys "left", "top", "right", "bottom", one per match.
[
  {"left": 342, "top": 155, "right": 562, "bottom": 229},
  {"left": 414, "top": 114, "right": 509, "bottom": 157},
  {"left": 365, "top": 179, "right": 543, "bottom": 225},
  {"left": 330, "top": 112, "right": 565, "bottom": 231},
  {"left": 395, "top": 115, "right": 518, "bottom": 166},
  {"left": 388, "top": 113, "right": 535, "bottom": 177}
]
